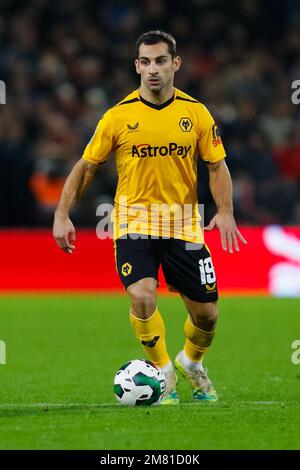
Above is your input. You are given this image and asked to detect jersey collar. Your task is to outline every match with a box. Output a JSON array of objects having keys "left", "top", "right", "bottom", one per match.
[{"left": 138, "top": 90, "right": 175, "bottom": 110}]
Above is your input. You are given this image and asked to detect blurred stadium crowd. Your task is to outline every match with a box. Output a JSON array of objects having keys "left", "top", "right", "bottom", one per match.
[{"left": 0, "top": 0, "right": 300, "bottom": 226}]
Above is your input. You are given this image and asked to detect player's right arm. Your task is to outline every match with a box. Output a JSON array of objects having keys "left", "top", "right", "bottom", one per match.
[{"left": 53, "top": 159, "right": 98, "bottom": 254}]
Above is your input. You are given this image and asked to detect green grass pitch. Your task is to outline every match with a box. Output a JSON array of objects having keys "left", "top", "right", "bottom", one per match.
[{"left": 0, "top": 294, "right": 299, "bottom": 450}]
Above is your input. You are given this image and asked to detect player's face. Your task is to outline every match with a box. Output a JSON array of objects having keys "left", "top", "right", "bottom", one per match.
[{"left": 135, "top": 42, "right": 181, "bottom": 95}]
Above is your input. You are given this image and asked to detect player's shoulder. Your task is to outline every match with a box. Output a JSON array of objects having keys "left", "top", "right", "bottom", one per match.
[
  {"left": 175, "top": 88, "right": 200, "bottom": 103},
  {"left": 98, "top": 90, "right": 139, "bottom": 124},
  {"left": 111, "top": 90, "right": 140, "bottom": 112},
  {"left": 96, "top": 90, "right": 139, "bottom": 133},
  {"left": 174, "top": 89, "right": 208, "bottom": 112}
]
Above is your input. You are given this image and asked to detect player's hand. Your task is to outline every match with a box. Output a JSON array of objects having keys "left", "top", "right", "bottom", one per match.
[
  {"left": 53, "top": 215, "right": 76, "bottom": 254},
  {"left": 204, "top": 212, "right": 247, "bottom": 253}
]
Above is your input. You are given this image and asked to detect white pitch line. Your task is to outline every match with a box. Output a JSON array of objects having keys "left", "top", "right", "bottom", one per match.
[{"left": 240, "top": 401, "right": 282, "bottom": 405}]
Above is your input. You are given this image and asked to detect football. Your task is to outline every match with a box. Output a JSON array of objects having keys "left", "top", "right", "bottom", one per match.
[{"left": 113, "top": 359, "right": 166, "bottom": 406}]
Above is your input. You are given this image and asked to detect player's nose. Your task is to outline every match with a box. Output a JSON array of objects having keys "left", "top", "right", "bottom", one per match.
[{"left": 148, "top": 61, "right": 158, "bottom": 74}]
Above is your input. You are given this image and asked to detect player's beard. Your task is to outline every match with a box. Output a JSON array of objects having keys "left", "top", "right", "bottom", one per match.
[
  {"left": 147, "top": 79, "right": 163, "bottom": 95},
  {"left": 149, "top": 85, "right": 162, "bottom": 95}
]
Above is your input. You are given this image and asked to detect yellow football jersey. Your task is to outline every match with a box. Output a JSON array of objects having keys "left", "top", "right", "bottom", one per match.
[{"left": 82, "top": 88, "right": 226, "bottom": 242}]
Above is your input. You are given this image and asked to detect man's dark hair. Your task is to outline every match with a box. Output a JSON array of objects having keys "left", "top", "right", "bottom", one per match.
[{"left": 136, "top": 30, "right": 177, "bottom": 58}]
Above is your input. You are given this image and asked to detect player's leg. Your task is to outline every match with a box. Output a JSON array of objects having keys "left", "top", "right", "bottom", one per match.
[
  {"left": 115, "top": 236, "right": 178, "bottom": 404},
  {"left": 175, "top": 296, "right": 218, "bottom": 401},
  {"left": 127, "top": 277, "right": 179, "bottom": 404},
  {"left": 127, "top": 277, "right": 170, "bottom": 369},
  {"left": 161, "top": 240, "right": 218, "bottom": 401},
  {"left": 180, "top": 296, "right": 218, "bottom": 367}
]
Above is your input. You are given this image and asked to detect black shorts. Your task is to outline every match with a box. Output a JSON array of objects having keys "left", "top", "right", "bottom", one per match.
[{"left": 114, "top": 235, "right": 218, "bottom": 303}]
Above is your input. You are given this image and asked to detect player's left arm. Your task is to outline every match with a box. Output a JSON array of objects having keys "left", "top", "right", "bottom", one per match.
[{"left": 205, "top": 159, "right": 247, "bottom": 253}]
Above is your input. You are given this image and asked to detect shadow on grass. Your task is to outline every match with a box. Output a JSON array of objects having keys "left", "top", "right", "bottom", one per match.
[
  {"left": 0, "top": 403, "right": 121, "bottom": 418},
  {"left": 0, "top": 400, "right": 230, "bottom": 418}
]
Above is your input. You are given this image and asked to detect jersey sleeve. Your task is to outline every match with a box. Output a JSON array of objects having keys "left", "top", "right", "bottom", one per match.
[
  {"left": 82, "top": 110, "right": 116, "bottom": 164},
  {"left": 197, "top": 105, "right": 226, "bottom": 163}
]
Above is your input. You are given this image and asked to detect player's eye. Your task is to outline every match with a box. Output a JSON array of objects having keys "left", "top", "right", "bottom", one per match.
[
  {"left": 157, "top": 59, "right": 166, "bottom": 64},
  {"left": 140, "top": 60, "right": 149, "bottom": 66}
]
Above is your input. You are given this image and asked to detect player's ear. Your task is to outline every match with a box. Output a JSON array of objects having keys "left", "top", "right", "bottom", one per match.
[
  {"left": 135, "top": 59, "right": 141, "bottom": 74},
  {"left": 173, "top": 56, "right": 181, "bottom": 72}
]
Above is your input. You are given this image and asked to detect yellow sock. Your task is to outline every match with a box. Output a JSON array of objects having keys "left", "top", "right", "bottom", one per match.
[
  {"left": 184, "top": 315, "right": 215, "bottom": 362},
  {"left": 130, "top": 308, "right": 170, "bottom": 368}
]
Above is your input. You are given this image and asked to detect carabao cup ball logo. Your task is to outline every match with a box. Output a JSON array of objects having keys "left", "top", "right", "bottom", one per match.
[{"left": 113, "top": 359, "right": 166, "bottom": 406}]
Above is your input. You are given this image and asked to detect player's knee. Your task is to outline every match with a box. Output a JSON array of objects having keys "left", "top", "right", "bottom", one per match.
[
  {"left": 191, "top": 302, "right": 218, "bottom": 330},
  {"left": 128, "top": 286, "right": 157, "bottom": 319}
]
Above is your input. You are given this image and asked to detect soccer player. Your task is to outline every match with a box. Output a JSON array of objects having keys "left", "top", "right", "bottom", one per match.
[{"left": 53, "top": 31, "right": 247, "bottom": 405}]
